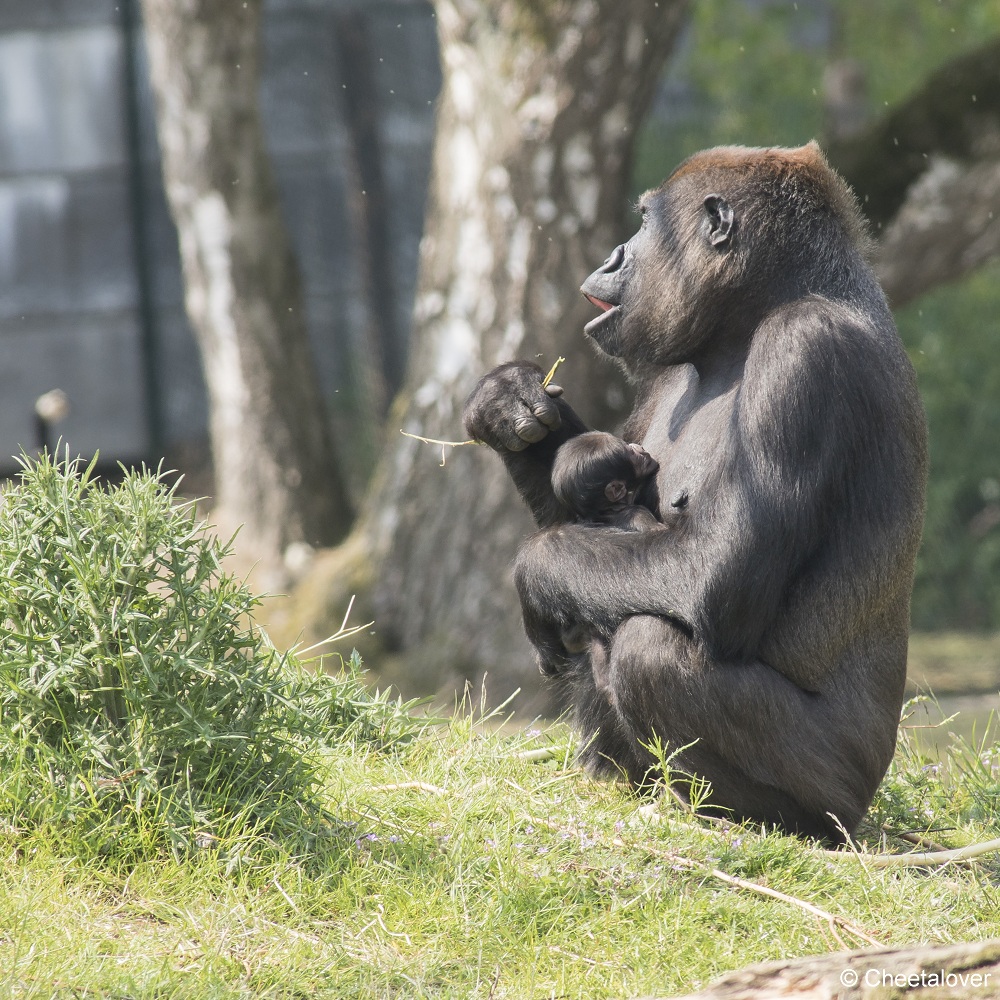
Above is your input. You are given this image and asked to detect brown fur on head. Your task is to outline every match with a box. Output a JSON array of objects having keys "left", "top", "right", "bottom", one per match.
[
  {"left": 581, "top": 142, "right": 883, "bottom": 370},
  {"left": 665, "top": 142, "right": 873, "bottom": 260}
]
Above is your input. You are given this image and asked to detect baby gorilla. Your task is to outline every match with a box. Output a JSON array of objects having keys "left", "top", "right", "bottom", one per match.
[
  {"left": 552, "top": 432, "right": 664, "bottom": 696},
  {"left": 552, "top": 431, "right": 663, "bottom": 531}
]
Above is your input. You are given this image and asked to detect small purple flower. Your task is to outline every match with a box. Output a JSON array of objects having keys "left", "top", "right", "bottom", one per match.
[{"left": 614, "top": 820, "right": 625, "bottom": 832}]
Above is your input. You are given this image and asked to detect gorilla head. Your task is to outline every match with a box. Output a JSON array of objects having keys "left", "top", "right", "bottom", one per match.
[{"left": 581, "top": 142, "right": 875, "bottom": 370}]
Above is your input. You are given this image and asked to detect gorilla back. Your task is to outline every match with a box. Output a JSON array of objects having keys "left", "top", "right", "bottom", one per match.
[{"left": 464, "top": 143, "right": 928, "bottom": 843}]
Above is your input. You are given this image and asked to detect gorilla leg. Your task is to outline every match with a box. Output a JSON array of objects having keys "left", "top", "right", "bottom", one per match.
[
  {"left": 599, "top": 617, "right": 886, "bottom": 842},
  {"left": 556, "top": 651, "right": 651, "bottom": 783}
]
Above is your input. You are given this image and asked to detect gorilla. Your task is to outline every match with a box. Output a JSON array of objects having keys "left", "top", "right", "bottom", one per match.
[
  {"left": 463, "top": 143, "right": 927, "bottom": 843},
  {"left": 552, "top": 431, "right": 663, "bottom": 531}
]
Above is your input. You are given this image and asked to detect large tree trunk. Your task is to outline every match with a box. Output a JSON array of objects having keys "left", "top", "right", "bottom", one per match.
[
  {"left": 357, "top": 0, "right": 688, "bottom": 697},
  {"left": 140, "top": 0, "right": 352, "bottom": 586},
  {"left": 875, "top": 155, "right": 1000, "bottom": 307}
]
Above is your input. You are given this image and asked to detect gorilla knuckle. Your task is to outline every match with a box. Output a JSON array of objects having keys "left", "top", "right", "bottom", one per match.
[{"left": 530, "top": 399, "right": 561, "bottom": 429}]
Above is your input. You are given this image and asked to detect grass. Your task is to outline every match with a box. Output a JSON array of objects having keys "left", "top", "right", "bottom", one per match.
[
  {"left": 1, "top": 707, "right": 999, "bottom": 999},
  {"left": 1, "top": 455, "right": 998, "bottom": 997},
  {"left": 0, "top": 452, "right": 419, "bottom": 863}
]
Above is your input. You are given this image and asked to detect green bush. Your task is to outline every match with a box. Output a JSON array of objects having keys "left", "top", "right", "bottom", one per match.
[{"left": 0, "top": 452, "right": 417, "bottom": 858}]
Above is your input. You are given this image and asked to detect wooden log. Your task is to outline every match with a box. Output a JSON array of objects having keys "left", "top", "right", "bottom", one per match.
[{"left": 644, "top": 939, "right": 1000, "bottom": 999}]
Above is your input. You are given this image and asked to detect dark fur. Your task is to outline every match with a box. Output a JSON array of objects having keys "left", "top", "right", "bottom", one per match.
[
  {"left": 552, "top": 431, "right": 663, "bottom": 531},
  {"left": 463, "top": 143, "right": 927, "bottom": 843}
]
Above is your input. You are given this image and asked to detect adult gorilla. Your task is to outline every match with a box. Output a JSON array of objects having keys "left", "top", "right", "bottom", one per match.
[{"left": 463, "top": 143, "right": 927, "bottom": 843}]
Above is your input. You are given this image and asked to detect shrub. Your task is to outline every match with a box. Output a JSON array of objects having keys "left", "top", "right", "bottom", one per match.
[{"left": 0, "top": 452, "right": 417, "bottom": 858}]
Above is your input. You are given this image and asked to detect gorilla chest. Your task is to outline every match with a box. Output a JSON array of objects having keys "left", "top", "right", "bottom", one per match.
[{"left": 636, "top": 372, "right": 739, "bottom": 520}]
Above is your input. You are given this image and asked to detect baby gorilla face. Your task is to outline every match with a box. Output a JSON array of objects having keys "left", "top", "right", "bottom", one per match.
[{"left": 619, "top": 442, "right": 658, "bottom": 499}]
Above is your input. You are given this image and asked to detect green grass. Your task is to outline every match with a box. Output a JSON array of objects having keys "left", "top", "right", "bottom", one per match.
[
  {"left": 1, "top": 455, "right": 998, "bottom": 998},
  {"left": 1, "top": 710, "right": 998, "bottom": 999},
  {"left": 908, "top": 632, "right": 1000, "bottom": 697}
]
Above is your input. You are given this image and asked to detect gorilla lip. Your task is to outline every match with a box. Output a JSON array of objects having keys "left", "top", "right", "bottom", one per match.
[{"left": 583, "top": 293, "right": 621, "bottom": 336}]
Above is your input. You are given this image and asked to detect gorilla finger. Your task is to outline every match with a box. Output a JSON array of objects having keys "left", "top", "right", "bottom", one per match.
[
  {"left": 514, "top": 416, "right": 549, "bottom": 444},
  {"left": 544, "top": 383, "right": 564, "bottom": 398},
  {"left": 487, "top": 421, "right": 531, "bottom": 451},
  {"left": 530, "top": 398, "right": 562, "bottom": 429}
]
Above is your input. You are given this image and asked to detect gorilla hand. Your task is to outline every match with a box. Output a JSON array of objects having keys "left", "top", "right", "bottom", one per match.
[{"left": 463, "top": 361, "right": 564, "bottom": 453}]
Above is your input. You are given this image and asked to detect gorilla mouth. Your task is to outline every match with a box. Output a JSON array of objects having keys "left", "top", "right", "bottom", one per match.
[
  {"left": 583, "top": 294, "right": 622, "bottom": 338},
  {"left": 585, "top": 294, "right": 616, "bottom": 312}
]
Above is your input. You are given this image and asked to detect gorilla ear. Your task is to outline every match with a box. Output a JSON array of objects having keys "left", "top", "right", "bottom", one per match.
[
  {"left": 605, "top": 480, "right": 627, "bottom": 504},
  {"left": 703, "top": 194, "right": 734, "bottom": 247}
]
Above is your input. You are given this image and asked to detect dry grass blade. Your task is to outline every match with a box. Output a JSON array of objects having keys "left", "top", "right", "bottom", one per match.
[{"left": 541, "top": 355, "right": 566, "bottom": 387}]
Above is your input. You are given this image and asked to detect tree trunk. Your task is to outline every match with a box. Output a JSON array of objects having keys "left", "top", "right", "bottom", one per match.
[
  {"left": 140, "top": 0, "right": 352, "bottom": 585},
  {"left": 827, "top": 38, "right": 1000, "bottom": 231},
  {"left": 875, "top": 155, "right": 1000, "bottom": 308},
  {"left": 360, "top": 0, "right": 688, "bottom": 697}
]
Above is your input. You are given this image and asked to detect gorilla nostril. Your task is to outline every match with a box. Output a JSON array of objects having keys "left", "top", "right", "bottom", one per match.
[{"left": 601, "top": 244, "right": 625, "bottom": 272}]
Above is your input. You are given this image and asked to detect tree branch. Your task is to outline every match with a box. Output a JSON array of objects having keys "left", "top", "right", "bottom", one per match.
[
  {"left": 823, "top": 37, "right": 1000, "bottom": 304},
  {"left": 875, "top": 155, "right": 1000, "bottom": 307},
  {"left": 828, "top": 37, "right": 1000, "bottom": 230},
  {"left": 657, "top": 939, "right": 1000, "bottom": 999}
]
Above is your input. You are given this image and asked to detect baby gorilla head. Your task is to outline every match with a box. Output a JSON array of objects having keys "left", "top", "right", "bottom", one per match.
[{"left": 552, "top": 431, "right": 659, "bottom": 524}]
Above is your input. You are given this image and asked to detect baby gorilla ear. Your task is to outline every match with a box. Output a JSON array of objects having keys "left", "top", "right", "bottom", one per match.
[{"left": 605, "top": 480, "right": 627, "bottom": 504}]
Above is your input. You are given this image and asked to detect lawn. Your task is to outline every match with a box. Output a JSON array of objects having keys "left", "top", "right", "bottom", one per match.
[
  {"left": 1, "top": 455, "right": 997, "bottom": 999},
  {"left": 2, "top": 709, "right": 999, "bottom": 999}
]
